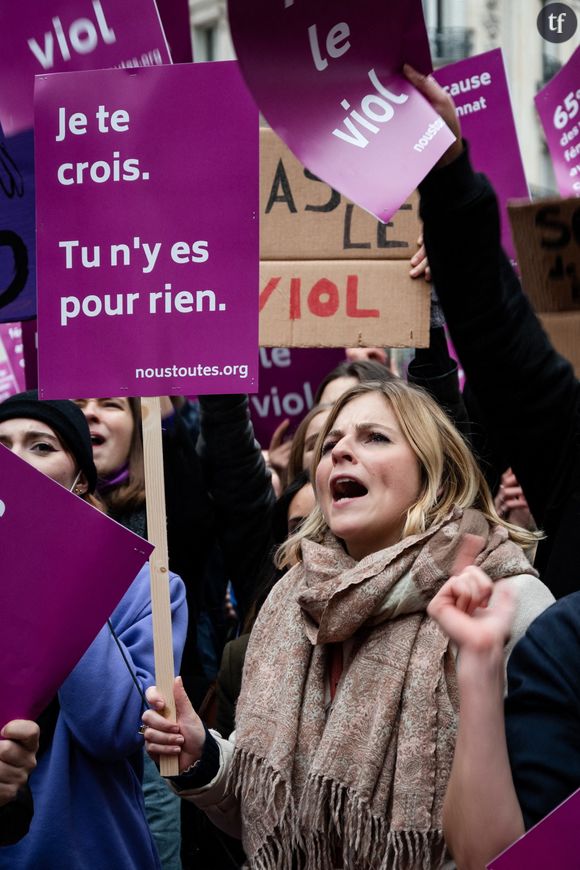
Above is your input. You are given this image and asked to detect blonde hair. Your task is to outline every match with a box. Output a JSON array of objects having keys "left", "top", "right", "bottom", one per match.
[{"left": 277, "top": 381, "right": 541, "bottom": 568}]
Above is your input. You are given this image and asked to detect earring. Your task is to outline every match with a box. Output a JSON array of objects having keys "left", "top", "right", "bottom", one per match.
[{"left": 74, "top": 486, "right": 86, "bottom": 495}]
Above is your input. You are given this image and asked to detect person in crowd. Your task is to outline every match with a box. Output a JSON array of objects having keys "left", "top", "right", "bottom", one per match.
[
  {"left": 0, "top": 720, "right": 40, "bottom": 847},
  {"left": 0, "top": 391, "right": 187, "bottom": 869},
  {"left": 284, "top": 471, "right": 316, "bottom": 538},
  {"left": 317, "top": 323, "right": 474, "bottom": 465},
  {"left": 178, "top": 393, "right": 276, "bottom": 870},
  {"left": 74, "top": 395, "right": 205, "bottom": 869},
  {"left": 266, "top": 359, "right": 395, "bottom": 491},
  {"left": 142, "top": 379, "right": 552, "bottom": 870},
  {"left": 494, "top": 467, "right": 535, "bottom": 531},
  {"left": 286, "top": 405, "right": 331, "bottom": 484},
  {"left": 407, "top": 63, "right": 580, "bottom": 600},
  {"left": 194, "top": 394, "right": 277, "bottom": 625},
  {"left": 74, "top": 397, "right": 213, "bottom": 649},
  {"left": 314, "top": 358, "right": 395, "bottom": 405},
  {"left": 263, "top": 418, "right": 294, "bottom": 493},
  {"left": 190, "top": 471, "right": 316, "bottom": 870},
  {"left": 344, "top": 346, "right": 390, "bottom": 365},
  {"left": 285, "top": 360, "right": 401, "bottom": 486},
  {"left": 261, "top": 449, "right": 283, "bottom": 497},
  {"left": 215, "top": 470, "right": 316, "bottom": 741},
  {"left": 385, "top": 62, "right": 580, "bottom": 868},
  {"left": 429, "top": 557, "right": 580, "bottom": 868}
]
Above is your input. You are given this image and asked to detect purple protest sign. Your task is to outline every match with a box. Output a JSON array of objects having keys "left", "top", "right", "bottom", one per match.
[
  {"left": 535, "top": 45, "right": 580, "bottom": 198},
  {"left": 0, "top": 0, "right": 170, "bottom": 323},
  {"left": 487, "top": 788, "right": 580, "bottom": 869},
  {"left": 228, "top": 0, "right": 455, "bottom": 223},
  {"left": 434, "top": 49, "right": 529, "bottom": 262},
  {"left": 156, "top": 0, "right": 193, "bottom": 63},
  {"left": 0, "top": 323, "right": 26, "bottom": 400},
  {"left": 34, "top": 62, "right": 259, "bottom": 398},
  {"left": 0, "top": 0, "right": 170, "bottom": 137},
  {"left": 250, "top": 347, "right": 344, "bottom": 447},
  {"left": 0, "top": 443, "right": 153, "bottom": 728}
]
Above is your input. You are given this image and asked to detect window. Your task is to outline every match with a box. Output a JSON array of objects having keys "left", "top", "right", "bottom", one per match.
[{"left": 193, "top": 22, "right": 218, "bottom": 62}]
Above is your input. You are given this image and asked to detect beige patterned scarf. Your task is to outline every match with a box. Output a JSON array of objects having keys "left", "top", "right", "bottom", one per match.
[{"left": 231, "top": 508, "right": 535, "bottom": 869}]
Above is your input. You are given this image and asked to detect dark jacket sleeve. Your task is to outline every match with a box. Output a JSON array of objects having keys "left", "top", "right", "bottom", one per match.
[
  {"left": 408, "top": 325, "right": 502, "bottom": 492},
  {"left": 215, "top": 634, "right": 250, "bottom": 739},
  {"left": 419, "top": 146, "right": 580, "bottom": 596},
  {"left": 505, "top": 593, "right": 580, "bottom": 829},
  {"left": 197, "top": 395, "right": 277, "bottom": 617},
  {"left": 0, "top": 787, "right": 33, "bottom": 847},
  {"left": 162, "top": 412, "right": 215, "bottom": 618},
  {"left": 408, "top": 325, "right": 471, "bottom": 439}
]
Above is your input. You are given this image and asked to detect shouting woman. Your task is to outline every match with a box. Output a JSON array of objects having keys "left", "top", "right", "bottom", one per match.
[{"left": 142, "top": 380, "right": 552, "bottom": 869}]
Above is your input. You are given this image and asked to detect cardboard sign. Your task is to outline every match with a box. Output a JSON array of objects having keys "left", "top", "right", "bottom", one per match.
[
  {"left": 0, "top": 0, "right": 170, "bottom": 137},
  {"left": 488, "top": 788, "right": 580, "bottom": 869},
  {"left": 0, "top": 128, "right": 36, "bottom": 324},
  {"left": 259, "top": 128, "right": 430, "bottom": 348},
  {"left": 35, "top": 62, "right": 259, "bottom": 398},
  {"left": 259, "top": 260, "right": 430, "bottom": 348},
  {"left": 0, "top": 323, "right": 26, "bottom": 400},
  {"left": 535, "top": 45, "right": 580, "bottom": 199},
  {"left": 250, "top": 347, "right": 344, "bottom": 446},
  {"left": 260, "top": 128, "right": 421, "bottom": 260},
  {"left": 229, "top": 0, "right": 455, "bottom": 223},
  {"left": 539, "top": 311, "right": 580, "bottom": 377},
  {"left": 0, "top": 443, "right": 153, "bottom": 728},
  {"left": 508, "top": 197, "right": 580, "bottom": 312},
  {"left": 434, "top": 49, "right": 529, "bottom": 262}
]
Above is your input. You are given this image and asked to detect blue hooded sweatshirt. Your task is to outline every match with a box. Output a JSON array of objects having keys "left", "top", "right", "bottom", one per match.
[{"left": 0, "top": 565, "right": 187, "bottom": 869}]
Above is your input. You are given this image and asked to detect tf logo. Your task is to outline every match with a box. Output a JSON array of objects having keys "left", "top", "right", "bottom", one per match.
[{"left": 537, "top": 3, "right": 578, "bottom": 42}]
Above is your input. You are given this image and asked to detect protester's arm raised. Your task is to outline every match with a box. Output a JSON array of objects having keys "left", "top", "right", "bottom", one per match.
[
  {"left": 404, "top": 65, "right": 463, "bottom": 168},
  {"left": 428, "top": 569, "right": 525, "bottom": 868},
  {"left": 197, "top": 394, "right": 277, "bottom": 617},
  {"left": 407, "top": 65, "right": 579, "bottom": 576}
]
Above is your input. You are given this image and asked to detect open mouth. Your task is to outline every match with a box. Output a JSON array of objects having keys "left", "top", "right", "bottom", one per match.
[
  {"left": 90, "top": 433, "right": 105, "bottom": 446},
  {"left": 331, "top": 477, "right": 368, "bottom": 501}
]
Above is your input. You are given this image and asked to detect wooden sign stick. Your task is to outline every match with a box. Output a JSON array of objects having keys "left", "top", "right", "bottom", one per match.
[{"left": 141, "top": 396, "right": 178, "bottom": 776}]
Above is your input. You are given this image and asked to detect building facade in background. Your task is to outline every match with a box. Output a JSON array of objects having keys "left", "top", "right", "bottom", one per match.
[{"left": 187, "top": 0, "right": 580, "bottom": 193}]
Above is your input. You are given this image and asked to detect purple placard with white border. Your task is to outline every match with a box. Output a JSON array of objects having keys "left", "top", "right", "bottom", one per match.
[
  {"left": 34, "top": 62, "right": 259, "bottom": 398},
  {"left": 0, "top": 0, "right": 170, "bottom": 322},
  {"left": 0, "top": 0, "right": 171, "bottom": 137},
  {"left": 0, "top": 323, "right": 26, "bottom": 400},
  {"left": 487, "top": 788, "right": 580, "bottom": 869},
  {"left": 0, "top": 443, "right": 153, "bottom": 728},
  {"left": 228, "top": 0, "right": 455, "bottom": 223},
  {"left": 250, "top": 347, "right": 344, "bottom": 447},
  {"left": 535, "top": 45, "right": 580, "bottom": 199},
  {"left": 434, "top": 49, "right": 529, "bottom": 263}
]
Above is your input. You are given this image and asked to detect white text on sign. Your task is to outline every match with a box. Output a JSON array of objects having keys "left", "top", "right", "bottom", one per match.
[
  {"left": 55, "top": 104, "right": 150, "bottom": 185},
  {"left": 28, "top": 1, "right": 116, "bottom": 70},
  {"left": 304, "top": 19, "right": 408, "bottom": 149}
]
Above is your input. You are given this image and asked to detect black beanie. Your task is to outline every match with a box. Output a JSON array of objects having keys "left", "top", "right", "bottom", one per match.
[{"left": 0, "top": 390, "right": 98, "bottom": 492}]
